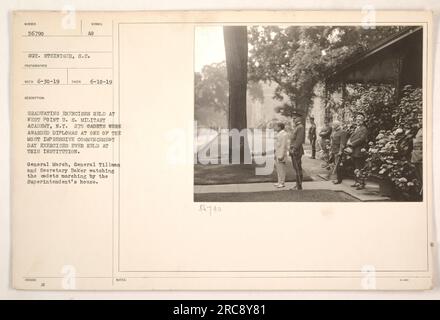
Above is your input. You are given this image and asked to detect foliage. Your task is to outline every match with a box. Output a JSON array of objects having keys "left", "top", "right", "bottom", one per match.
[
  {"left": 248, "top": 26, "right": 404, "bottom": 117},
  {"left": 329, "top": 85, "right": 423, "bottom": 199},
  {"left": 247, "top": 80, "right": 265, "bottom": 104},
  {"left": 361, "top": 86, "right": 423, "bottom": 200},
  {"left": 195, "top": 62, "right": 265, "bottom": 128},
  {"left": 344, "top": 84, "right": 396, "bottom": 141},
  {"left": 393, "top": 85, "right": 423, "bottom": 133},
  {"left": 195, "top": 62, "right": 229, "bottom": 115},
  {"left": 274, "top": 102, "right": 301, "bottom": 118},
  {"left": 364, "top": 129, "right": 421, "bottom": 200}
]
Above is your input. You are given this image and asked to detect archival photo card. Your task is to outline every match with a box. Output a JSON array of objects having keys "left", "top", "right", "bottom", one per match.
[{"left": 11, "top": 10, "right": 433, "bottom": 290}]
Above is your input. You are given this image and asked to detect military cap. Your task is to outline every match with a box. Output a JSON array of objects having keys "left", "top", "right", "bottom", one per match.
[{"left": 354, "top": 112, "right": 366, "bottom": 119}]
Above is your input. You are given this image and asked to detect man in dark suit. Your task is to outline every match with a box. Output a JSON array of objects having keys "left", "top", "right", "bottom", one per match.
[
  {"left": 289, "top": 109, "right": 305, "bottom": 190},
  {"left": 347, "top": 113, "right": 368, "bottom": 189},
  {"left": 318, "top": 118, "right": 332, "bottom": 154},
  {"left": 308, "top": 116, "right": 317, "bottom": 159},
  {"left": 330, "top": 121, "right": 348, "bottom": 184}
]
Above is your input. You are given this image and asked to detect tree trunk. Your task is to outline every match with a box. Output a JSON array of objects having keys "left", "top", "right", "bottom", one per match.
[
  {"left": 224, "top": 26, "right": 248, "bottom": 130},
  {"left": 223, "top": 26, "right": 251, "bottom": 163}
]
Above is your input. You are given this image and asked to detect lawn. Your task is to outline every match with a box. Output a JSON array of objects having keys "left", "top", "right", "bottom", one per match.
[
  {"left": 194, "top": 190, "right": 358, "bottom": 202},
  {"left": 194, "top": 161, "right": 312, "bottom": 185}
]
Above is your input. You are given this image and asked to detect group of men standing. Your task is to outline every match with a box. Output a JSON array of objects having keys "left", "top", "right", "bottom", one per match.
[
  {"left": 274, "top": 111, "right": 369, "bottom": 191},
  {"left": 324, "top": 114, "right": 369, "bottom": 189}
]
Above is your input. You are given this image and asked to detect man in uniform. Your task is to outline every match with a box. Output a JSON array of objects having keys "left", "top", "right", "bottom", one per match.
[
  {"left": 308, "top": 116, "right": 317, "bottom": 159},
  {"left": 318, "top": 118, "right": 332, "bottom": 165},
  {"left": 289, "top": 109, "right": 305, "bottom": 190},
  {"left": 347, "top": 113, "right": 368, "bottom": 190},
  {"left": 330, "top": 121, "right": 348, "bottom": 184},
  {"left": 411, "top": 112, "right": 423, "bottom": 196}
]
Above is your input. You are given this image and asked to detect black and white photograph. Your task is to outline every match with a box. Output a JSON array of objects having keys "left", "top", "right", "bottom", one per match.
[
  {"left": 194, "top": 25, "right": 424, "bottom": 202},
  {"left": 5, "top": 8, "right": 436, "bottom": 294}
]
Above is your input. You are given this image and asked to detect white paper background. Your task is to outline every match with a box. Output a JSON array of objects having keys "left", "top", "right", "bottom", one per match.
[{"left": 1, "top": 0, "right": 439, "bottom": 299}]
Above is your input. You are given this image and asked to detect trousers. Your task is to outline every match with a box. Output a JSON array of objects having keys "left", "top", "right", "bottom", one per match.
[
  {"left": 310, "top": 138, "right": 316, "bottom": 158},
  {"left": 353, "top": 156, "right": 366, "bottom": 186},
  {"left": 275, "top": 159, "right": 287, "bottom": 184},
  {"left": 334, "top": 153, "right": 343, "bottom": 183},
  {"left": 291, "top": 153, "right": 303, "bottom": 189}
]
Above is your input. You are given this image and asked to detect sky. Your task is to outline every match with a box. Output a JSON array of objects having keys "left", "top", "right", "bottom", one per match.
[{"left": 194, "top": 26, "right": 225, "bottom": 72}]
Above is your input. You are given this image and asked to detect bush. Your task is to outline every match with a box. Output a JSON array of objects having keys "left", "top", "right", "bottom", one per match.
[
  {"left": 326, "top": 84, "right": 422, "bottom": 200},
  {"left": 364, "top": 129, "right": 421, "bottom": 200},
  {"left": 360, "top": 86, "right": 423, "bottom": 200},
  {"left": 393, "top": 85, "right": 423, "bottom": 133},
  {"left": 345, "top": 84, "right": 396, "bottom": 141}
]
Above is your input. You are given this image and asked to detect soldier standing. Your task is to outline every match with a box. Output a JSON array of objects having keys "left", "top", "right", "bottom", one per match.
[
  {"left": 347, "top": 113, "right": 368, "bottom": 190},
  {"left": 330, "top": 121, "right": 348, "bottom": 184},
  {"left": 289, "top": 109, "right": 305, "bottom": 190},
  {"left": 411, "top": 112, "right": 423, "bottom": 196},
  {"left": 318, "top": 118, "right": 332, "bottom": 164},
  {"left": 308, "top": 116, "right": 317, "bottom": 159}
]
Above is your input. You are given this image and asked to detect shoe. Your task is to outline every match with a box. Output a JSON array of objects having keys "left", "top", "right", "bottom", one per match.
[
  {"left": 350, "top": 183, "right": 358, "bottom": 187},
  {"left": 290, "top": 185, "right": 303, "bottom": 190},
  {"left": 274, "top": 183, "right": 280, "bottom": 187},
  {"left": 309, "top": 156, "right": 316, "bottom": 159},
  {"left": 356, "top": 185, "right": 365, "bottom": 190},
  {"left": 332, "top": 180, "right": 342, "bottom": 184},
  {"left": 277, "top": 184, "right": 285, "bottom": 188}
]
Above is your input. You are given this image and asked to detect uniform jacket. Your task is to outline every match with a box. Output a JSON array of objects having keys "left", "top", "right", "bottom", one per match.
[
  {"left": 330, "top": 128, "right": 348, "bottom": 154},
  {"left": 275, "top": 129, "right": 289, "bottom": 161},
  {"left": 290, "top": 121, "right": 305, "bottom": 156},
  {"left": 348, "top": 125, "right": 368, "bottom": 157}
]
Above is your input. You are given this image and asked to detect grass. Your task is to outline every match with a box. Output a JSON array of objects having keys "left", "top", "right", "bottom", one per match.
[
  {"left": 194, "top": 161, "right": 312, "bottom": 185},
  {"left": 194, "top": 190, "right": 358, "bottom": 202}
]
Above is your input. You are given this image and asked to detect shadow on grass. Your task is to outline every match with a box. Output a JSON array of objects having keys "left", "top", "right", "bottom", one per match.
[{"left": 194, "top": 160, "right": 312, "bottom": 185}]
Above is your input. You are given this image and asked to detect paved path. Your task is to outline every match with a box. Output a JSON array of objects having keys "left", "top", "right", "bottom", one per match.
[{"left": 194, "top": 178, "right": 389, "bottom": 202}]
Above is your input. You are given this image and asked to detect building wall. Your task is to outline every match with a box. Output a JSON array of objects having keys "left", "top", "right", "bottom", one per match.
[
  {"left": 246, "top": 81, "right": 289, "bottom": 128},
  {"left": 307, "top": 82, "right": 343, "bottom": 143}
]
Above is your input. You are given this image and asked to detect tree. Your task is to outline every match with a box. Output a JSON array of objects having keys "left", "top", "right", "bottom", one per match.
[
  {"left": 223, "top": 26, "right": 251, "bottom": 163},
  {"left": 194, "top": 62, "right": 228, "bottom": 128},
  {"left": 247, "top": 80, "right": 264, "bottom": 104},
  {"left": 248, "top": 26, "right": 404, "bottom": 118},
  {"left": 194, "top": 62, "right": 265, "bottom": 128},
  {"left": 224, "top": 26, "right": 248, "bottom": 131}
]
